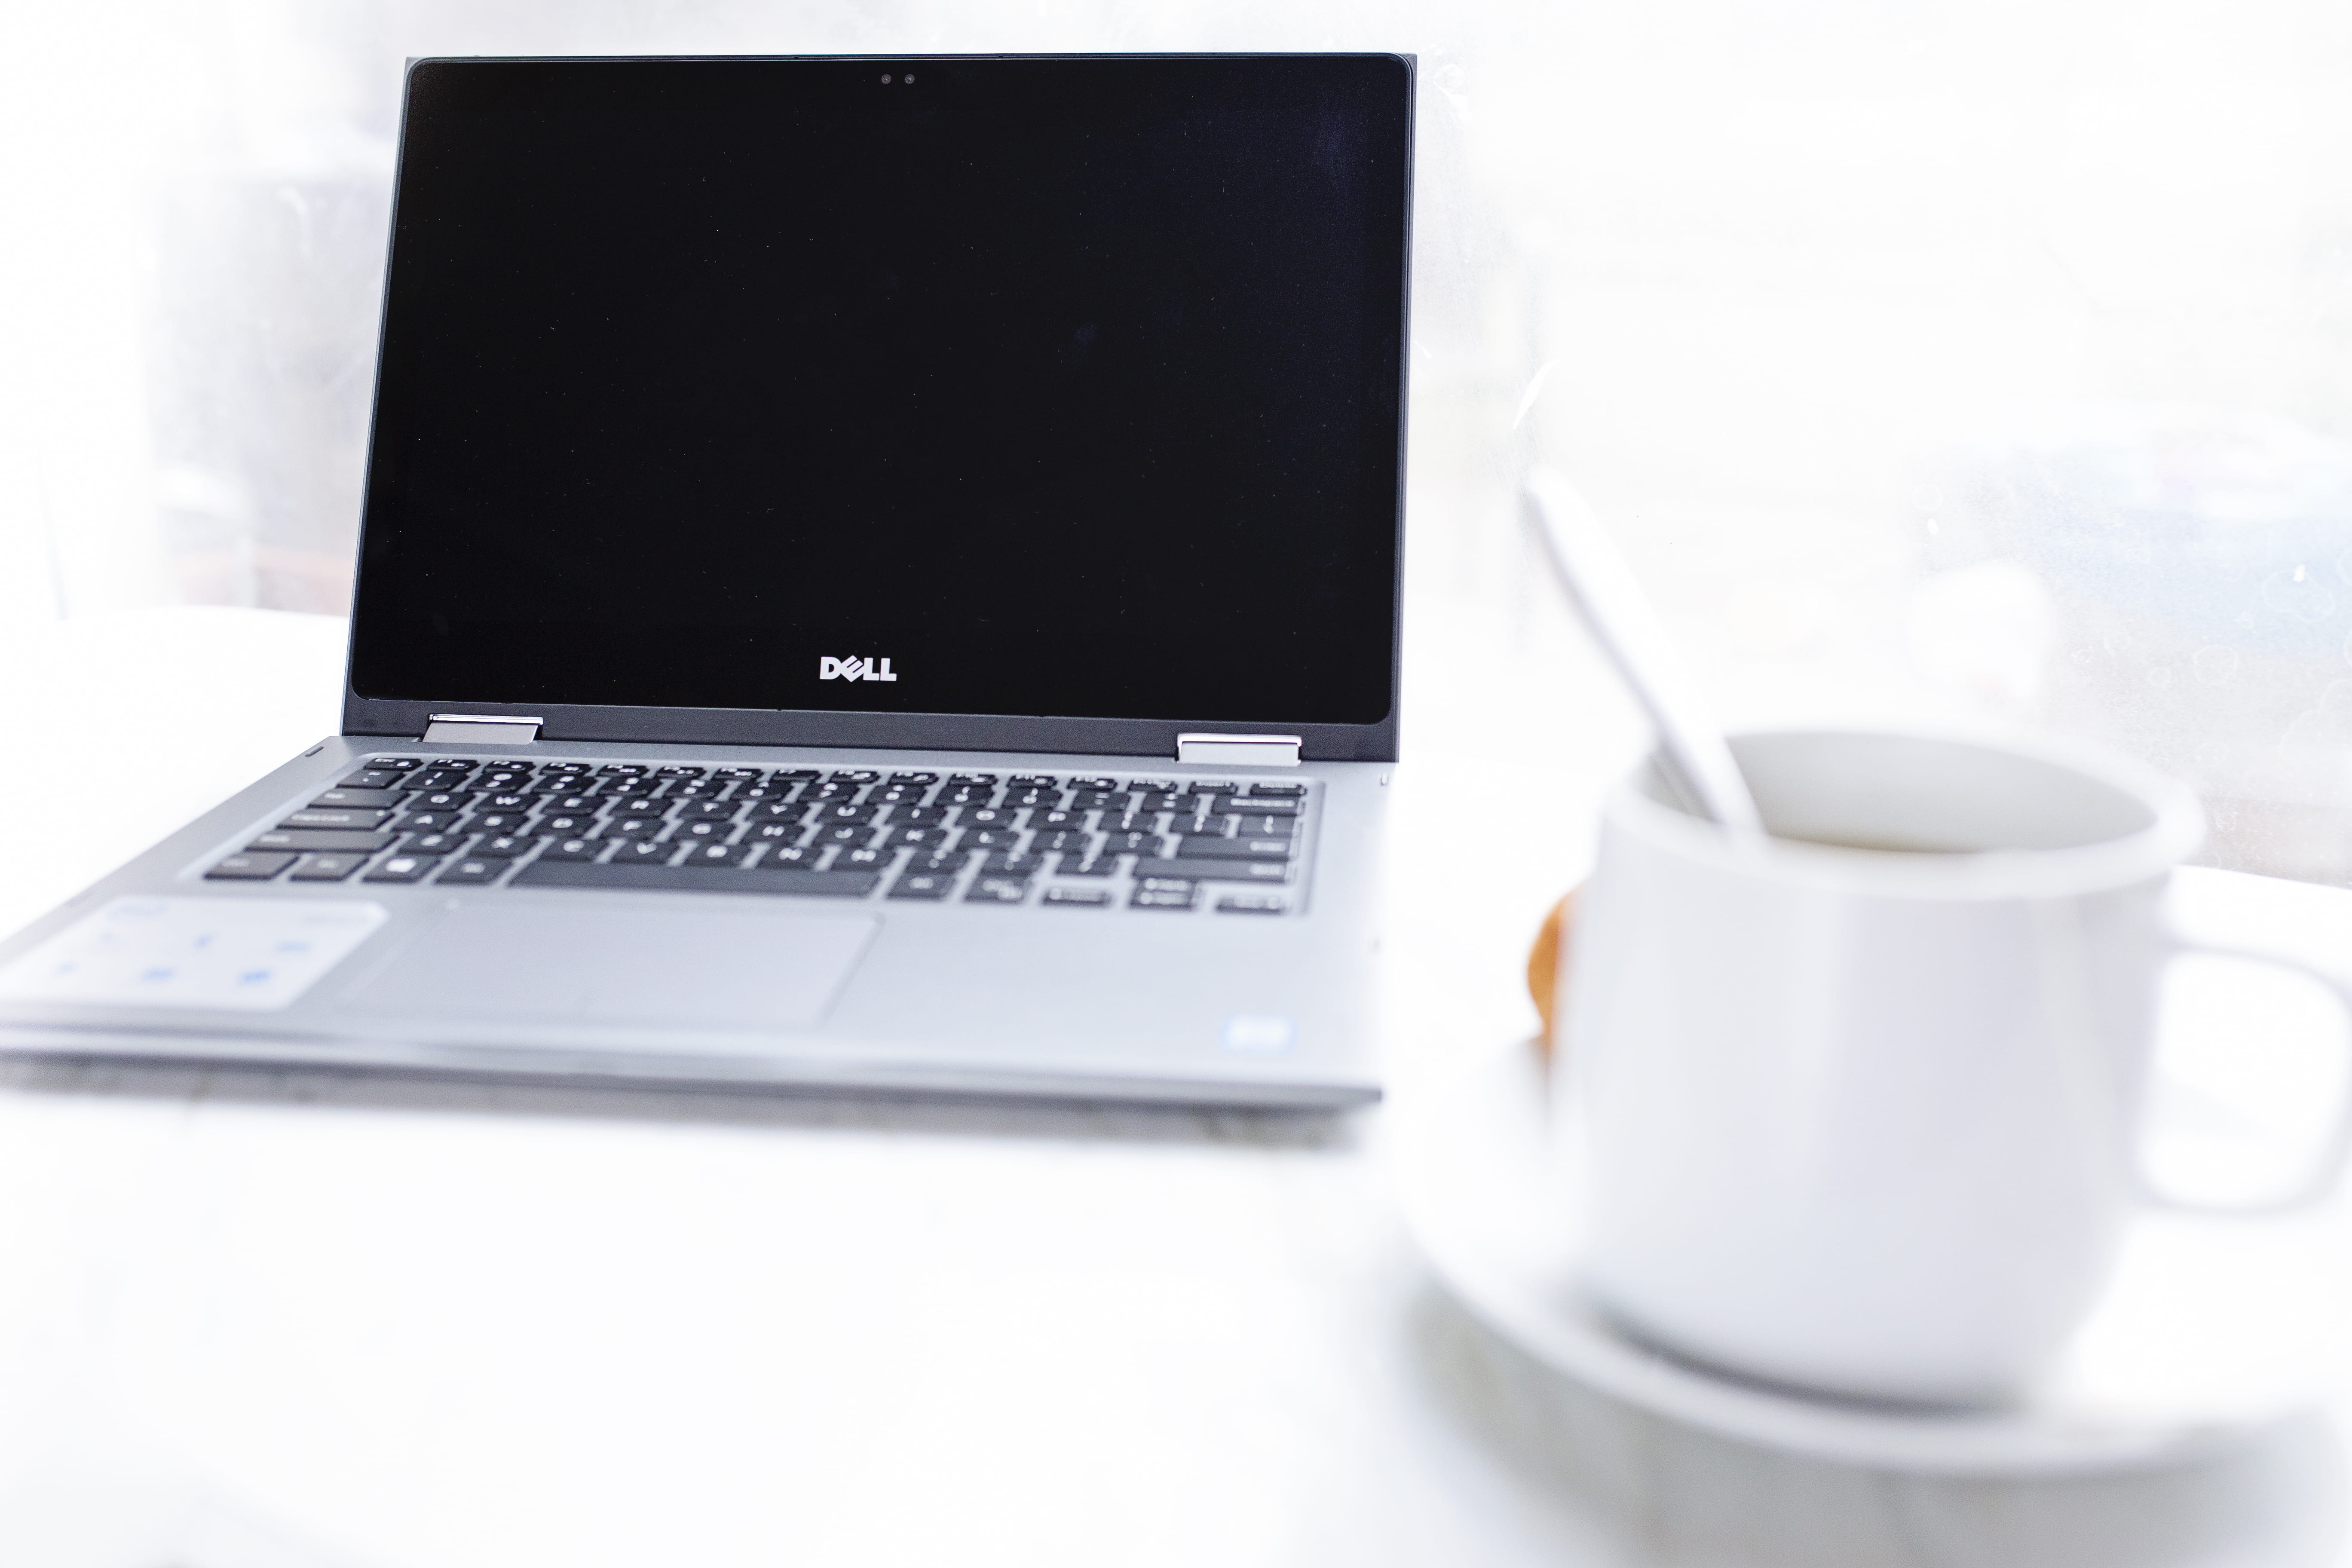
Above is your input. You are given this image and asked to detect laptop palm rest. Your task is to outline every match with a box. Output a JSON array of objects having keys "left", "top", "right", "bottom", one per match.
[{"left": 344, "top": 903, "right": 876, "bottom": 1031}]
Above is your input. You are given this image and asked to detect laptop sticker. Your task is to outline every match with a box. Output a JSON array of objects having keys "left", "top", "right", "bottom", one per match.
[
  {"left": 1220, "top": 1015, "right": 1297, "bottom": 1054},
  {"left": 0, "top": 897, "right": 389, "bottom": 1012}
]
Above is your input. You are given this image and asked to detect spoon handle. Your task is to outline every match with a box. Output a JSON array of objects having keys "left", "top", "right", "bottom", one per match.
[{"left": 1524, "top": 468, "right": 1766, "bottom": 834}]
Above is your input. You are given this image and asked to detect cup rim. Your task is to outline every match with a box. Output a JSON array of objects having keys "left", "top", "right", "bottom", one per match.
[{"left": 1607, "top": 724, "right": 2206, "bottom": 900}]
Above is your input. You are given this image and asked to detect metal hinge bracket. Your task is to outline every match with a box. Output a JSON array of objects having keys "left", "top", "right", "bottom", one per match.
[
  {"left": 423, "top": 713, "right": 544, "bottom": 745},
  {"left": 1176, "top": 732, "right": 1302, "bottom": 767}
]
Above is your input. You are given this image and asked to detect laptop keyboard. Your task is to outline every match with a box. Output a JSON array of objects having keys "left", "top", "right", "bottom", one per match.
[{"left": 201, "top": 757, "right": 1313, "bottom": 915}]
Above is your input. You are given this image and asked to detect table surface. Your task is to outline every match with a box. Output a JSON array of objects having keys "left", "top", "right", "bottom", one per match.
[{"left": 3, "top": 606, "right": 2348, "bottom": 1568}]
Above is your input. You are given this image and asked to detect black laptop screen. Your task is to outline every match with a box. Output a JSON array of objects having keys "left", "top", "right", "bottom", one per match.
[{"left": 349, "top": 55, "right": 1411, "bottom": 726}]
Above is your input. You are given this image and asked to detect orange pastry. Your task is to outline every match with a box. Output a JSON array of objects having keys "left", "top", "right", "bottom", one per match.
[{"left": 1525, "top": 886, "right": 1578, "bottom": 1056}]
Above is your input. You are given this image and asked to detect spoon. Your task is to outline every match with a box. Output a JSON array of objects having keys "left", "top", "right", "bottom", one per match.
[{"left": 1522, "top": 467, "right": 1766, "bottom": 835}]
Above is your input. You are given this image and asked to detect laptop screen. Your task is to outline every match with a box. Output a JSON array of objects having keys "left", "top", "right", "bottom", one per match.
[{"left": 349, "top": 55, "right": 1411, "bottom": 730}]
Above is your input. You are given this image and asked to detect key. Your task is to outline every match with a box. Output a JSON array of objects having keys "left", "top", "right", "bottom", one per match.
[
  {"left": 1032, "top": 809, "right": 1087, "bottom": 832},
  {"left": 512, "top": 861, "right": 882, "bottom": 897},
  {"left": 537, "top": 837, "right": 603, "bottom": 862},
  {"left": 964, "top": 877, "right": 1030, "bottom": 904},
  {"left": 774, "top": 768, "right": 824, "bottom": 781},
  {"left": 837, "top": 769, "right": 882, "bottom": 784},
  {"left": 670, "top": 819, "right": 732, "bottom": 844},
  {"left": 472, "top": 835, "right": 534, "bottom": 858},
  {"left": 1032, "top": 830, "right": 1092, "bottom": 853},
  {"left": 1008, "top": 789, "right": 1053, "bottom": 808},
  {"left": 816, "top": 824, "right": 870, "bottom": 846},
  {"left": 248, "top": 828, "right": 392, "bottom": 853},
  {"left": 1180, "top": 779, "right": 1237, "bottom": 795},
  {"left": 960, "top": 807, "right": 1016, "bottom": 829},
  {"left": 282, "top": 808, "right": 390, "bottom": 830},
  {"left": 468, "top": 811, "right": 536, "bottom": 836},
  {"left": 940, "top": 787, "right": 992, "bottom": 806},
  {"left": 676, "top": 800, "right": 735, "bottom": 821},
  {"left": 872, "top": 786, "right": 922, "bottom": 806},
  {"left": 1213, "top": 796, "right": 1300, "bottom": 815},
  {"left": 1042, "top": 887, "right": 1111, "bottom": 907},
  {"left": 657, "top": 765, "right": 707, "bottom": 780},
  {"left": 1009, "top": 774, "right": 1060, "bottom": 789},
  {"left": 1176, "top": 836, "right": 1297, "bottom": 860},
  {"left": 714, "top": 766, "right": 766, "bottom": 781},
  {"left": 1144, "top": 858, "right": 1294, "bottom": 883},
  {"left": 603, "top": 816, "right": 667, "bottom": 839},
  {"left": 947, "top": 772, "right": 998, "bottom": 786},
  {"left": 981, "top": 851, "right": 1040, "bottom": 876},
  {"left": 1051, "top": 856, "right": 1115, "bottom": 877},
  {"left": 397, "top": 830, "right": 469, "bottom": 856},
  {"left": 1072, "top": 777, "right": 1121, "bottom": 792},
  {"left": 1072, "top": 791, "right": 1125, "bottom": 809},
  {"left": 288, "top": 853, "right": 367, "bottom": 881},
  {"left": 888, "top": 771, "right": 940, "bottom": 785},
  {"left": 614, "top": 839, "right": 678, "bottom": 864},
  {"left": 744, "top": 801, "right": 805, "bottom": 824},
  {"left": 965, "top": 829, "right": 1021, "bottom": 849},
  {"left": 744, "top": 822, "right": 804, "bottom": 845},
  {"left": 597, "top": 763, "right": 652, "bottom": 777},
  {"left": 481, "top": 792, "right": 534, "bottom": 812},
  {"left": 540, "top": 761, "right": 593, "bottom": 776},
  {"left": 334, "top": 770, "right": 401, "bottom": 790},
  {"left": 538, "top": 813, "right": 597, "bottom": 836},
  {"left": 545, "top": 793, "right": 602, "bottom": 814},
  {"left": 891, "top": 806, "right": 946, "bottom": 826},
  {"left": 1216, "top": 892, "right": 1289, "bottom": 914},
  {"left": 1098, "top": 832, "right": 1157, "bottom": 854},
  {"left": 409, "top": 789, "right": 473, "bottom": 811},
  {"left": 888, "top": 871, "right": 955, "bottom": 900},
  {"left": 205, "top": 851, "right": 295, "bottom": 880},
  {"left": 682, "top": 842, "right": 757, "bottom": 868},
  {"left": 904, "top": 849, "right": 971, "bottom": 875},
  {"left": 395, "top": 809, "right": 469, "bottom": 833},
  {"left": 1130, "top": 886, "right": 1197, "bottom": 910},
  {"left": 834, "top": 846, "right": 891, "bottom": 870},
  {"left": 1228, "top": 814, "right": 1301, "bottom": 837},
  {"left": 363, "top": 853, "right": 438, "bottom": 883},
  {"left": 759, "top": 843, "right": 821, "bottom": 868},
  {"left": 888, "top": 827, "right": 946, "bottom": 848},
  {"left": 436, "top": 858, "right": 504, "bottom": 885},
  {"left": 819, "top": 803, "right": 880, "bottom": 825},
  {"left": 1247, "top": 782, "right": 1308, "bottom": 797},
  {"left": 665, "top": 781, "right": 722, "bottom": 800},
  {"left": 366, "top": 756, "right": 428, "bottom": 772}
]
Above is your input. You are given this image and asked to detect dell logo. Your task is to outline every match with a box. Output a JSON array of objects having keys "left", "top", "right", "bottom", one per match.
[{"left": 819, "top": 655, "right": 897, "bottom": 683}]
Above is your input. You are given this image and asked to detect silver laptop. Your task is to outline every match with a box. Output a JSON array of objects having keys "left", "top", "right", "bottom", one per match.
[{"left": 0, "top": 54, "right": 1413, "bottom": 1106}]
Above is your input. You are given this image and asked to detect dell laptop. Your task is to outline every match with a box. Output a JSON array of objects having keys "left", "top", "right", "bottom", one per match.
[{"left": 0, "top": 54, "right": 1413, "bottom": 1106}]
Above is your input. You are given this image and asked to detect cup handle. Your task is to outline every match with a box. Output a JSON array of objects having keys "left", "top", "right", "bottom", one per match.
[{"left": 2136, "top": 925, "right": 2352, "bottom": 1214}]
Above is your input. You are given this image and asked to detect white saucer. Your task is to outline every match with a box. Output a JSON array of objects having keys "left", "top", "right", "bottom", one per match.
[{"left": 1392, "top": 1038, "right": 2352, "bottom": 1475}]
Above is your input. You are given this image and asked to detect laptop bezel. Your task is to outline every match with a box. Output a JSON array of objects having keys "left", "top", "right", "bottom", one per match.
[{"left": 338, "top": 52, "right": 1414, "bottom": 763}]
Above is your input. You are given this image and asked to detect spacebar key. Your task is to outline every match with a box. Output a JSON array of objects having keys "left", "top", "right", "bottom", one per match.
[{"left": 513, "top": 861, "right": 881, "bottom": 897}]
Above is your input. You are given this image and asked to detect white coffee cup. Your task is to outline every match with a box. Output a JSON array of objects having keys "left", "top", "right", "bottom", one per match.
[{"left": 1558, "top": 727, "right": 2352, "bottom": 1406}]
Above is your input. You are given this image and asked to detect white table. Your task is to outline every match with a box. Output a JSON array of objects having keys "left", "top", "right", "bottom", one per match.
[{"left": 0, "top": 607, "right": 2343, "bottom": 1568}]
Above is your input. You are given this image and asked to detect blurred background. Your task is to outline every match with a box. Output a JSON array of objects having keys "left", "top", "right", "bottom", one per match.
[{"left": 5, "top": 0, "right": 2352, "bottom": 882}]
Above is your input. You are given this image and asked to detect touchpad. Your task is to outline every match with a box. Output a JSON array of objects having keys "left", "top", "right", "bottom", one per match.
[{"left": 345, "top": 903, "right": 877, "bottom": 1030}]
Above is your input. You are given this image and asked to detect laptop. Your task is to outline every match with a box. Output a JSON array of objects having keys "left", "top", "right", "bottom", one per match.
[{"left": 0, "top": 54, "right": 1413, "bottom": 1106}]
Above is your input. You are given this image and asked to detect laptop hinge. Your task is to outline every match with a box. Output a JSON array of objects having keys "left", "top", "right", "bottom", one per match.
[
  {"left": 423, "top": 713, "right": 544, "bottom": 745},
  {"left": 1176, "top": 733, "right": 1302, "bottom": 767}
]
